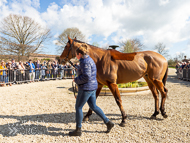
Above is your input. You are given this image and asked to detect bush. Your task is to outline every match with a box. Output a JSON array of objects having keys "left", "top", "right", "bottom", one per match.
[
  {"left": 168, "top": 59, "right": 177, "bottom": 67},
  {"left": 41, "top": 58, "right": 50, "bottom": 61}
]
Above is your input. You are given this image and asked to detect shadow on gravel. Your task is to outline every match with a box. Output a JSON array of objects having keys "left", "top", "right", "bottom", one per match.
[
  {"left": 56, "top": 87, "right": 66, "bottom": 88},
  {"left": 0, "top": 112, "right": 76, "bottom": 137},
  {"left": 0, "top": 122, "right": 65, "bottom": 137},
  {"left": 68, "top": 87, "right": 74, "bottom": 92},
  {"left": 167, "top": 75, "right": 190, "bottom": 86},
  {"left": 0, "top": 112, "right": 109, "bottom": 137},
  {"left": 0, "top": 112, "right": 165, "bottom": 137},
  {"left": 105, "top": 113, "right": 163, "bottom": 121}
]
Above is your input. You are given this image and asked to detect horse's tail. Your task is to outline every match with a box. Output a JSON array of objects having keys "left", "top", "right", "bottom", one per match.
[{"left": 162, "top": 66, "right": 168, "bottom": 93}]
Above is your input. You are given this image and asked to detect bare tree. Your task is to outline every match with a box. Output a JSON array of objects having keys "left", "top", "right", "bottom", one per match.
[
  {"left": 154, "top": 42, "right": 169, "bottom": 57},
  {"left": 167, "top": 58, "right": 177, "bottom": 67},
  {"left": 0, "top": 14, "right": 51, "bottom": 61},
  {"left": 92, "top": 42, "right": 99, "bottom": 47},
  {"left": 178, "top": 53, "right": 185, "bottom": 61},
  {"left": 120, "top": 38, "right": 144, "bottom": 53},
  {"left": 0, "top": 41, "right": 3, "bottom": 54},
  {"left": 55, "top": 27, "right": 86, "bottom": 53},
  {"left": 0, "top": 45, "right": 3, "bottom": 60}
]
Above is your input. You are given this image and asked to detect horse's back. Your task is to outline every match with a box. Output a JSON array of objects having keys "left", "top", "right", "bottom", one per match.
[
  {"left": 140, "top": 51, "right": 167, "bottom": 61},
  {"left": 96, "top": 50, "right": 168, "bottom": 84},
  {"left": 139, "top": 51, "right": 168, "bottom": 80},
  {"left": 116, "top": 51, "right": 168, "bottom": 83}
]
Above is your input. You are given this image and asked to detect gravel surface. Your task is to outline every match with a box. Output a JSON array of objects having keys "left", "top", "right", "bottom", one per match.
[{"left": 0, "top": 68, "right": 189, "bottom": 142}]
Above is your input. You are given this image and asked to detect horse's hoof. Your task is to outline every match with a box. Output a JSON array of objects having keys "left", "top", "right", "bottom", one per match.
[
  {"left": 150, "top": 115, "right": 156, "bottom": 120},
  {"left": 119, "top": 122, "right": 126, "bottom": 127},
  {"left": 163, "top": 114, "right": 168, "bottom": 118},
  {"left": 83, "top": 117, "right": 89, "bottom": 121}
]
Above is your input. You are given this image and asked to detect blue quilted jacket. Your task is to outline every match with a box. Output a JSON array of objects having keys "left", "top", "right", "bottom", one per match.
[{"left": 74, "top": 55, "right": 98, "bottom": 91}]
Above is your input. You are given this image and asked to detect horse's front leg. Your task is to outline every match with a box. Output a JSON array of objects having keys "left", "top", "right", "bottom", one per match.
[
  {"left": 107, "top": 81, "right": 127, "bottom": 127},
  {"left": 83, "top": 83, "right": 103, "bottom": 121}
]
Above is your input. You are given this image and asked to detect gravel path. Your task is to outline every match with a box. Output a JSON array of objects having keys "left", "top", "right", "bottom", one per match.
[{"left": 0, "top": 68, "right": 189, "bottom": 142}]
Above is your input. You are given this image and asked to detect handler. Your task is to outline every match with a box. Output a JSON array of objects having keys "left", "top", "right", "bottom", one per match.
[{"left": 69, "top": 43, "right": 114, "bottom": 136}]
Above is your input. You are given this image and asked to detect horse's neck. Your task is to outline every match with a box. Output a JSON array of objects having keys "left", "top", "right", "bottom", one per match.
[{"left": 88, "top": 46, "right": 106, "bottom": 64}]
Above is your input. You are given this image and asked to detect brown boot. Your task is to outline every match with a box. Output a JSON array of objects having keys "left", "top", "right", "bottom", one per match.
[
  {"left": 105, "top": 121, "right": 114, "bottom": 133},
  {"left": 69, "top": 127, "right": 82, "bottom": 136}
]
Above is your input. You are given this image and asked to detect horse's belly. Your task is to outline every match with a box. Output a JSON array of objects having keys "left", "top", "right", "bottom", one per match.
[
  {"left": 117, "top": 61, "right": 146, "bottom": 83},
  {"left": 96, "top": 56, "right": 147, "bottom": 85},
  {"left": 117, "top": 71, "right": 143, "bottom": 83}
]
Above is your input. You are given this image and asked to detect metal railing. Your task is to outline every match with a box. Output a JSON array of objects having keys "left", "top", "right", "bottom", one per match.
[
  {"left": 0, "top": 68, "right": 76, "bottom": 86},
  {"left": 176, "top": 69, "right": 190, "bottom": 81}
]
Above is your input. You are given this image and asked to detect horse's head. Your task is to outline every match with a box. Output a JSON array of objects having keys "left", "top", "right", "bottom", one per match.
[{"left": 59, "top": 36, "right": 79, "bottom": 64}]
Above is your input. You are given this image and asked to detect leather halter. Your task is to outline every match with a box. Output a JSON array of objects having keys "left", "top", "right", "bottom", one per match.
[
  {"left": 65, "top": 40, "right": 75, "bottom": 60},
  {"left": 62, "top": 40, "right": 76, "bottom": 68}
]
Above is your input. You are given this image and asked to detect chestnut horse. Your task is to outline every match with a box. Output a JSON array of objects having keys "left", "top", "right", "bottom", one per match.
[{"left": 60, "top": 37, "right": 168, "bottom": 127}]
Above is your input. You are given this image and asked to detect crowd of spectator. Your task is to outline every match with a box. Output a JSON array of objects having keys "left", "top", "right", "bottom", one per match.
[
  {"left": 175, "top": 61, "right": 190, "bottom": 80},
  {"left": 0, "top": 59, "right": 78, "bottom": 87},
  {"left": 176, "top": 61, "right": 190, "bottom": 70}
]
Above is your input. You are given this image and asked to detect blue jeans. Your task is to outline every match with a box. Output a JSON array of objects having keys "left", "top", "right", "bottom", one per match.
[
  {"left": 1, "top": 75, "right": 8, "bottom": 83},
  {"left": 60, "top": 71, "right": 63, "bottom": 79},
  {"left": 47, "top": 74, "right": 50, "bottom": 78},
  {"left": 35, "top": 70, "right": 40, "bottom": 79},
  {"left": 75, "top": 89, "right": 109, "bottom": 128}
]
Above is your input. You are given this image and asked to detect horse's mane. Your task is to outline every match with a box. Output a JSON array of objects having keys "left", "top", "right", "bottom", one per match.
[
  {"left": 73, "top": 39, "right": 136, "bottom": 61},
  {"left": 73, "top": 39, "right": 111, "bottom": 74},
  {"left": 73, "top": 39, "right": 136, "bottom": 74},
  {"left": 73, "top": 39, "right": 104, "bottom": 50}
]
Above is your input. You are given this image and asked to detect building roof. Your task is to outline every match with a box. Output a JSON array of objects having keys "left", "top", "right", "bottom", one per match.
[{"left": 30, "top": 53, "right": 59, "bottom": 58}]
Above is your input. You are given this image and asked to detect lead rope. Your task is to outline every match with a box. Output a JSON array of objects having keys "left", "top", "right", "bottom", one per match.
[{"left": 68, "top": 60, "right": 77, "bottom": 69}]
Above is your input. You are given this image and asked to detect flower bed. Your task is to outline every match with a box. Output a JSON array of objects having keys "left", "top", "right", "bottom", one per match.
[
  {"left": 103, "top": 81, "right": 148, "bottom": 88},
  {"left": 100, "top": 81, "right": 150, "bottom": 96}
]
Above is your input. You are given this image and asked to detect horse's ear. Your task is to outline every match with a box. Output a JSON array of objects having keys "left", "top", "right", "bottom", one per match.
[
  {"left": 68, "top": 36, "right": 72, "bottom": 43},
  {"left": 74, "top": 37, "right": 76, "bottom": 40}
]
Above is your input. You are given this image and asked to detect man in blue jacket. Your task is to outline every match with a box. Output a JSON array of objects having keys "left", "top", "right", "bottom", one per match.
[{"left": 69, "top": 44, "right": 114, "bottom": 136}]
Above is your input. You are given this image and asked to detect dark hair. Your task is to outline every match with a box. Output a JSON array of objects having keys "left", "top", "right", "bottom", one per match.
[{"left": 76, "top": 48, "right": 85, "bottom": 55}]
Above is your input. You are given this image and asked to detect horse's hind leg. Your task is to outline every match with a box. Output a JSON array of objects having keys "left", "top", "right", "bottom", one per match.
[
  {"left": 149, "top": 78, "right": 168, "bottom": 118},
  {"left": 107, "top": 81, "right": 127, "bottom": 127},
  {"left": 83, "top": 83, "right": 103, "bottom": 121},
  {"left": 144, "top": 76, "right": 160, "bottom": 119},
  {"left": 160, "top": 86, "right": 168, "bottom": 118}
]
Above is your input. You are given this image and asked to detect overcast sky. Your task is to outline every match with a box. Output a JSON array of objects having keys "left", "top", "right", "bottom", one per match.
[{"left": 0, "top": 0, "right": 190, "bottom": 59}]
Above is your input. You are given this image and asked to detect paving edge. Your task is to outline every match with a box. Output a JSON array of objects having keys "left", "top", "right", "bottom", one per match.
[{"left": 100, "top": 86, "right": 151, "bottom": 96}]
